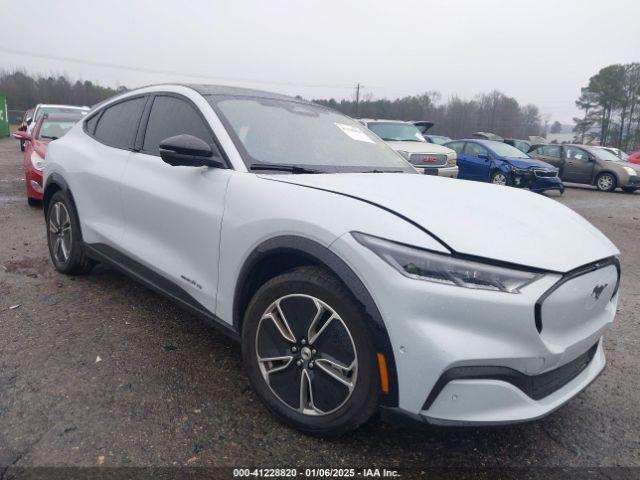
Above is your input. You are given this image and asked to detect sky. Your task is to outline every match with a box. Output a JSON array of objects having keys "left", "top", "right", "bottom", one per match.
[{"left": 0, "top": 0, "right": 638, "bottom": 124}]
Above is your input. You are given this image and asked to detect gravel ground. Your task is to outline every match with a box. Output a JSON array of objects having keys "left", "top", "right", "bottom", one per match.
[{"left": 0, "top": 137, "right": 639, "bottom": 473}]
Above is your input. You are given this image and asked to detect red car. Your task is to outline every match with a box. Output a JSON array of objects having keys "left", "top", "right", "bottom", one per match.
[
  {"left": 16, "top": 113, "right": 83, "bottom": 206},
  {"left": 628, "top": 151, "right": 640, "bottom": 165}
]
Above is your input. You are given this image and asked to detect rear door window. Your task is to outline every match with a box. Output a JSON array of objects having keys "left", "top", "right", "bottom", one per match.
[
  {"left": 565, "top": 146, "right": 589, "bottom": 161},
  {"left": 540, "top": 145, "right": 561, "bottom": 158},
  {"left": 94, "top": 97, "right": 146, "bottom": 149},
  {"left": 446, "top": 141, "right": 466, "bottom": 155},
  {"left": 464, "top": 142, "right": 489, "bottom": 158},
  {"left": 142, "top": 95, "right": 217, "bottom": 156}
]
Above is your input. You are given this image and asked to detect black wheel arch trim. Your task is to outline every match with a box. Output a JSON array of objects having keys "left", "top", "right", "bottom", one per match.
[{"left": 233, "top": 234, "right": 400, "bottom": 407}]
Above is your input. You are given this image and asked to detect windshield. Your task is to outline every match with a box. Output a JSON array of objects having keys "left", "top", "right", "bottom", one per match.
[
  {"left": 208, "top": 96, "right": 414, "bottom": 173},
  {"left": 37, "top": 119, "right": 78, "bottom": 140},
  {"left": 587, "top": 146, "right": 622, "bottom": 162},
  {"left": 428, "top": 135, "right": 451, "bottom": 145},
  {"left": 36, "top": 107, "right": 88, "bottom": 120},
  {"left": 367, "top": 122, "right": 426, "bottom": 142},
  {"left": 487, "top": 141, "right": 531, "bottom": 158}
]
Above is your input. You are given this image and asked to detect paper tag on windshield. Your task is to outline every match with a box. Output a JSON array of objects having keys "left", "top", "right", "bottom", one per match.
[{"left": 335, "top": 123, "right": 375, "bottom": 143}]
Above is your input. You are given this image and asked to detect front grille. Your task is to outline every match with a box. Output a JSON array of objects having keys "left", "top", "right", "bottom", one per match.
[
  {"left": 533, "top": 169, "right": 558, "bottom": 178},
  {"left": 422, "top": 342, "right": 599, "bottom": 409},
  {"left": 410, "top": 153, "right": 448, "bottom": 167}
]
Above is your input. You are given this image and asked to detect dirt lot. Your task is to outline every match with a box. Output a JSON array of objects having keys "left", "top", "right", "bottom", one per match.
[{"left": 0, "top": 136, "right": 639, "bottom": 473}]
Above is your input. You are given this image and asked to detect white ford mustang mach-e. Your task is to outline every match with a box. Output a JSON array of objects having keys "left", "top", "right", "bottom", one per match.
[{"left": 43, "top": 84, "right": 620, "bottom": 436}]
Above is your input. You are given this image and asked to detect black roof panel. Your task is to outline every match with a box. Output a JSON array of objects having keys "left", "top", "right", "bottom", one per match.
[{"left": 186, "top": 84, "right": 307, "bottom": 103}]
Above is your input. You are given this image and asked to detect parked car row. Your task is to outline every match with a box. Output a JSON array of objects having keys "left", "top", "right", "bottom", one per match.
[
  {"left": 358, "top": 121, "right": 640, "bottom": 194},
  {"left": 358, "top": 119, "right": 564, "bottom": 194},
  {"left": 13, "top": 104, "right": 88, "bottom": 205}
]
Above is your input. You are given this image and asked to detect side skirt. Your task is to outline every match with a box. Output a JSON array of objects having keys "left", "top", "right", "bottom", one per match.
[{"left": 83, "top": 242, "right": 240, "bottom": 342}]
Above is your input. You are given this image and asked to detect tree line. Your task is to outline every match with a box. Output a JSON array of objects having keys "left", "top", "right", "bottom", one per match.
[
  {"left": 0, "top": 70, "right": 124, "bottom": 117},
  {"left": 1, "top": 69, "right": 544, "bottom": 140},
  {"left": 574, "top": 63, "right": 640, "bottom": 151},
  {"left": 314, "top": 90, "right": 543, "bottom": 140}
]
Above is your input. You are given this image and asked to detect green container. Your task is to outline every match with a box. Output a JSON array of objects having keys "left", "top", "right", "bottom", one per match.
[{"left": 0, "top": 95, "right": 9, "bottom": 137}]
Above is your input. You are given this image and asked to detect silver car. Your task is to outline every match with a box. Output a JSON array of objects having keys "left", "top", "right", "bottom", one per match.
[{"left": 360, "top": 119, "right": 458, "bottom": 178}]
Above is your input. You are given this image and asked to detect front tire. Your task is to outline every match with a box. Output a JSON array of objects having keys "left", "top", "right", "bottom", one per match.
[
  {"left": 242, "top": 266, "right": 379, "bottom": 437},
  {"left": 596, "top": 173, "right": 617, "bottom": 192},
  {"left": 622, "top": 187, "right": 637, "bottom": 193},
  {"left": 491, "top": 170, "right": 512, "bottom": 186},
  {"left": 27, "top": 197, "right": 40, "bottom": 207},
  {"left": 46, "top": 191, "right": 95, "bottom": 275},
  {"left": 20, "top": 140, "right": 25, "bottom": 152}
]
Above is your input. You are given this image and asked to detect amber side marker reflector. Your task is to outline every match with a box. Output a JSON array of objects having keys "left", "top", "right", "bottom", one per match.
[{"left": 377, "top": 353, "right": 389, "bottom": 393}]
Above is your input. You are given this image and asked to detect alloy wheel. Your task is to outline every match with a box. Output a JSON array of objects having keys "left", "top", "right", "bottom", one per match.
[
  {"left": 492, "top": 173, "right": 508, "bottom": 185},
  {"left": 255, "top": 294, "right": 357, "bottom": 416},
  {"left": 598, "top": 175, "right": 614, "bottom": 191},
  {"left": 48, "top": 202, "right": 73, "bottom": 265}
]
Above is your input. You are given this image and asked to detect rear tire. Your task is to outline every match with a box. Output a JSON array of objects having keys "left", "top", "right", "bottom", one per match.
[
  {"left": 242, "top": 266, "right": 379, "bottom": 437},
  {"left": 20, "top": 140, "right": 25, "bottom": 152},
  {"left": 596, "top": 173, "right": 617, "bottom": 192},
  {"left": 46, "top": 191, "right": 95, "bottom": 275}
]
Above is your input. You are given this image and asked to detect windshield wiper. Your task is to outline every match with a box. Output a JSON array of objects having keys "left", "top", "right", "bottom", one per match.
[
  {"left": 249, "top": 163, "right": 323, "bottom": 174},
  {"left": 40, "top": 135, "right": 59, "bottom": 140},
  {"left": 363, "top": 169, "right": 405, "bottom": 173}
]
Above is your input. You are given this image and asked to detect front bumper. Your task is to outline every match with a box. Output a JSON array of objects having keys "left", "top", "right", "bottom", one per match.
[
  {"left": 511, "top": 170, "right": 564, "bottom": 193},
  {"left": 25, "top": 165, "right": 44, "bottom": 200},
  {"left": 331, "top": 234, "right": 618, "bottom": 425},
  {"left": 417, "top": 165, "right": 458, "bottom": 178},
  {"left": 623, "top": 175, "right": 640, "bottom": 187}
]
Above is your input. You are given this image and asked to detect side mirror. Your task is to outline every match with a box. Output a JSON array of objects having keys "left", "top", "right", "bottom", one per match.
[
  {"left": 159, "top": 134, "right": 225, "bottom": 168},
  {"left": 478, "top": 153, "right": 491, "bottom": 161},
  {"left": 13, "top": 131, "right": 31, "bottom": 141},
  {"left": 25, "top": 116, "right": 33, "bottom": 124}
]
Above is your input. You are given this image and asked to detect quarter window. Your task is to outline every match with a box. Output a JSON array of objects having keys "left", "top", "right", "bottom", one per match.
[
  {"left": 142, "top": 96, "right": 217, "bottom": 156},
  {"left": 93, "top": 97, "right": 146, "bottom": 149}
]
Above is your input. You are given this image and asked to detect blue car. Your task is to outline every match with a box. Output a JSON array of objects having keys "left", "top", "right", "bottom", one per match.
[{"left": 443, "top": 139, "right": 564, "bottom": 194}]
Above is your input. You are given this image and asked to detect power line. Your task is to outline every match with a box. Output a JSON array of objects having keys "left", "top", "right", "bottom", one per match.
[{"left": 0, "top": 47, "right": 355, "bottom": 91}]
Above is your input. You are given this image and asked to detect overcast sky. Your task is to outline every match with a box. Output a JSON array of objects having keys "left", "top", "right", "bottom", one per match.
[{"left": 0, "top": 0, "right": 638, "bottom": 124}]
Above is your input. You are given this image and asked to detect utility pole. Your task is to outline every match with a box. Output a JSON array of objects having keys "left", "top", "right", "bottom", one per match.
[{"left": 355, "top": 83, "right": 361, "bottom": 117}]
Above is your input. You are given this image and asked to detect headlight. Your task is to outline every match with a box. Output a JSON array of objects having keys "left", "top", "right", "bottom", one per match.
[
  {"left": 623, "top": 166, "right": 637, "bottom": 176},
  {"left": 396, "top": 150, "right": 410, "bottom": 160},
  {"left": 508, "top": 165, "right": 530, "bottom": 175},
  {"left": 353, "top": 232, "right": 543, "bottom": 293},
  {"left": 30, "top": 151, "right": 44, "bottom": 170},
  {"left": 448, "top": 154, "right": 457, "bottom": 167}
]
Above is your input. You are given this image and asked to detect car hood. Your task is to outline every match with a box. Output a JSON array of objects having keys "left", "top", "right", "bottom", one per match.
[
  {"left": 264, "top": 173, "right": 618, "bottom": 272},
  {"left": 386, "top": 141, "right": 454, "bottom": 155},
  {"left": 615, "top": 161, "right": 640, "bottom": 174},
  {"left": 503, "top": 157, "right": 557, "bottom": 170}
]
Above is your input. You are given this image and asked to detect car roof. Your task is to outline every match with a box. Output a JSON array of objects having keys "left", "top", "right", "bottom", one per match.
[
  {"left": 359, "top": 118, "right": 412, "bottom": 124},
  {"left": 42, "top": 113, "right": 85, "bottom": 121},
  {"left": 36, "top": 104, "right": 90, "bottom": 109},
  {"left": 455, "top": 139, "right": 505, "bottom": 147},
  {"left": 186, "top": 84, "right": 308, "bottom": 103}
]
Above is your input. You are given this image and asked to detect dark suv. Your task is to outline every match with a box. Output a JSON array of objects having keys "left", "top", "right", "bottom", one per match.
[{"left": 528, "top": 144, "right": 640, "bottom": 193}]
